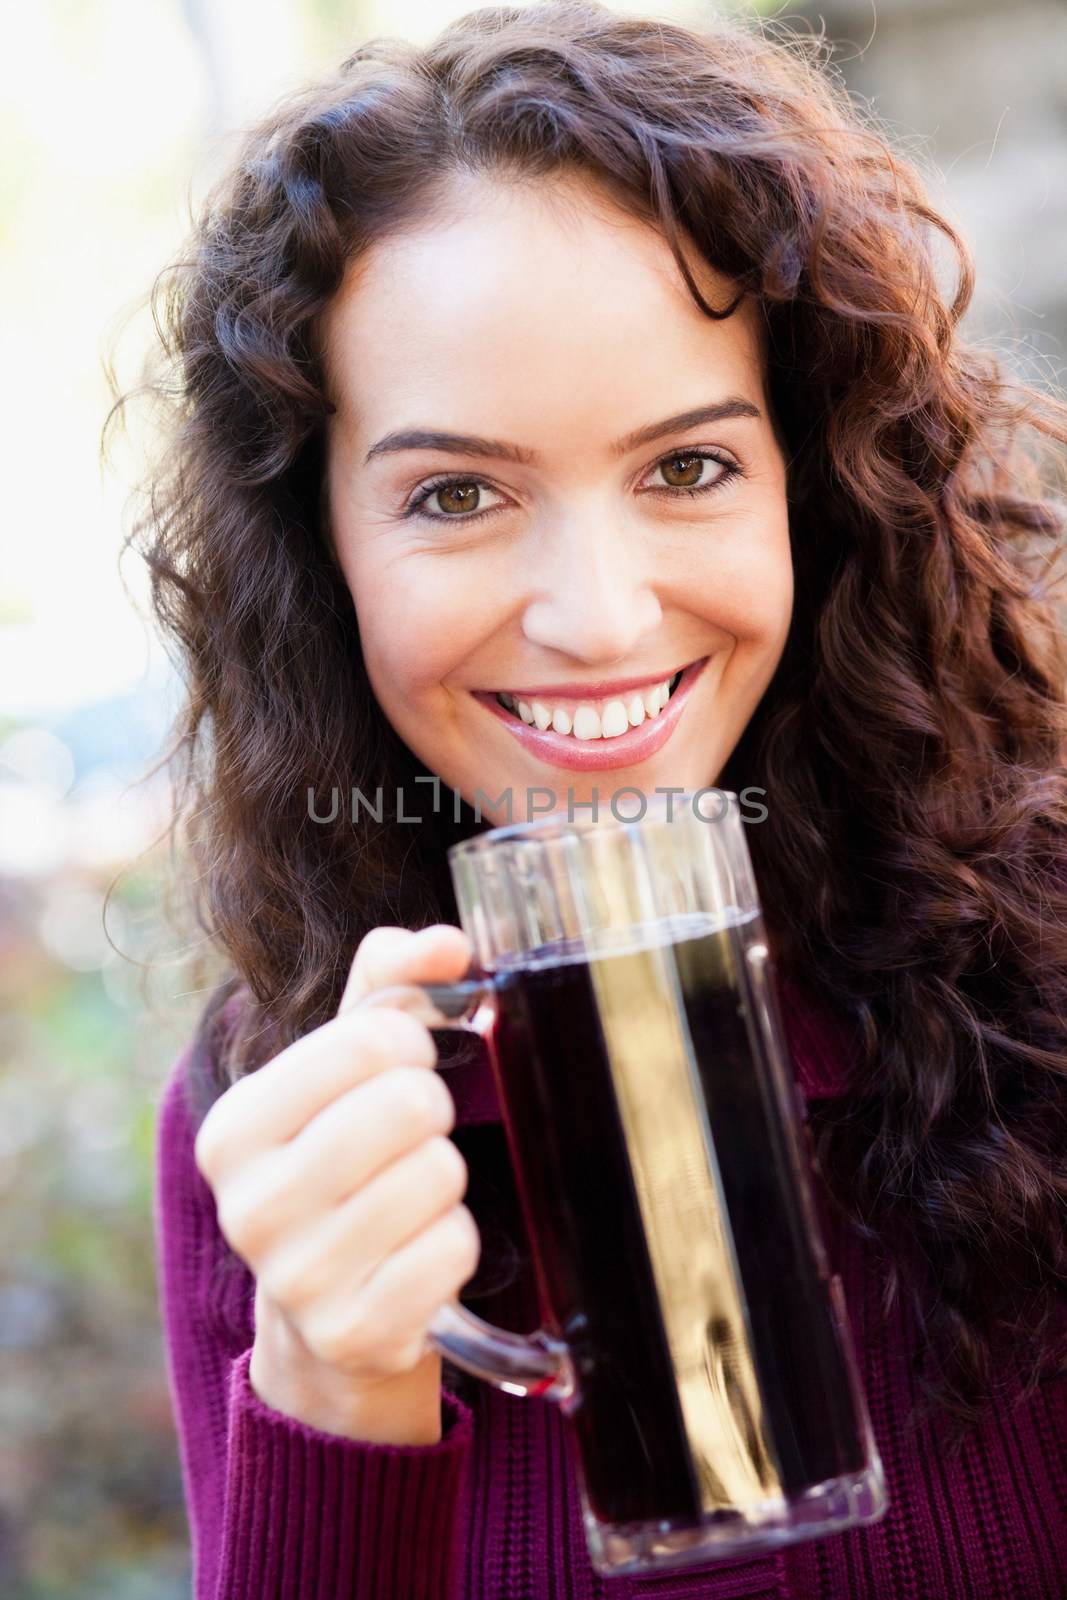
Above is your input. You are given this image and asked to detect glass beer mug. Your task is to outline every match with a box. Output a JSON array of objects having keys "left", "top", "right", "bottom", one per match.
[{"left": 358, "top": 791, "right": 887, "bottom": 1577}]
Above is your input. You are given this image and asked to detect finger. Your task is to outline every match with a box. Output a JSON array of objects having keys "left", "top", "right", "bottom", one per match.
[
  {"left": 208, "top": 1064, "right": 457, "bottom": 1258},
  {"left": 197, "top": 926, "right": 476, "bottom": 1183},
  {"left": 337, "top": 926, "right": 410, "bottom": 1016},
  {"left": 349, "top": 1204, "right": 480, "bottom": 1348},
  {"left": 299, "top": 1204, "right": 480, "bottom": 1371},
  {"left": 256, "top": 1132, "right": 469, "bottom": 1311},
  {"left": 338, "top": 924, "right": 472, "bottom": 1016},
  {"left": 195, "top": 1006, "right": 437, "bottom": 1180}
]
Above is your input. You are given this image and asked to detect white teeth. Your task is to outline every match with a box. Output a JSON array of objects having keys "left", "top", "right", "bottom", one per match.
[
  {"left": 494, "top": 674, "right": 679, "bottom": 738},
  {"left": 600, "top": 699, "right": 630, "bottom": 738}
]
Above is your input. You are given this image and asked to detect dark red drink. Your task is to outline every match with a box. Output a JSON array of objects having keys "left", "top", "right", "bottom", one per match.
[{"left": 485, "top": 909, "right": 870, "bottom": 1531}]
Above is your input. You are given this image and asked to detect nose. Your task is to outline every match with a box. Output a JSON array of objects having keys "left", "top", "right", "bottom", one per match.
[{"left": 520, "top": 526, "right": 663, "bottom": 665}]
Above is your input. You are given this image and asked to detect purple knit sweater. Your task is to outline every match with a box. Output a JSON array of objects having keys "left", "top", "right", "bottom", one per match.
[{"left": 153, "top": 973, "right": 1067, "bottom": 1598}]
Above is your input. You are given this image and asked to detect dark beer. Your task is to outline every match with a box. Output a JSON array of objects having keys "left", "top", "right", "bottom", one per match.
[{"left": 486, "top": 908, "right": 869, "bottom": 1531}]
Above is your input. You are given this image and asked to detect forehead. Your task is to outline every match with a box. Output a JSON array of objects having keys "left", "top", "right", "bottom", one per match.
[{"left": 319, "top": 170, "right": 766, "bottom": 431}]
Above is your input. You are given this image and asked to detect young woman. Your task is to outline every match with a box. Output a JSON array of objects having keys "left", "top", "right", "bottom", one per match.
[{"left": 123, "top": 2, "right": 1067, "bottom": 1595}]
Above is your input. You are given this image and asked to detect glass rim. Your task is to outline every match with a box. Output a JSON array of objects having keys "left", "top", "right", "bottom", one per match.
[{"left": 447, "top": 787, "right": 740, "bottom": 862}]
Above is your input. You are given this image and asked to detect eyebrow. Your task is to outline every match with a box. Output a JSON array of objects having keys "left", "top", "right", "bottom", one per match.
[{"left": 362, "top": 397, "right": 763, "bottom": 468}]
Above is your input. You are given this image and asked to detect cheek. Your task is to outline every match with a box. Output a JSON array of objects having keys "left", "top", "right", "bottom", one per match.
[
  {"left": 351, "top": 554, "right": 493, "bottom": 700},
  {"left": 687, "top": 533, "right": 793, "bottom": 647}
]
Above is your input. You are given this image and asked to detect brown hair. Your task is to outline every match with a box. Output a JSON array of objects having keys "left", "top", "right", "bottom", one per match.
[{"left": 107, "top": 0, "right": 1067, "bottom": 1451}]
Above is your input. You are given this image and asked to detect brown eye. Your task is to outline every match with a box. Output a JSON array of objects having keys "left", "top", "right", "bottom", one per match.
[
  {"left": 405, "top": 476, "right": 509, "bottom": 523},
  {"left": 642, "top": 448, "right": 741, "bottom": 501},
  {"left": 435, "top": 481, "right": 482, "bottom": 515},
  {"left": 659, "top": 453, "right": 707, "bottom": 488}
]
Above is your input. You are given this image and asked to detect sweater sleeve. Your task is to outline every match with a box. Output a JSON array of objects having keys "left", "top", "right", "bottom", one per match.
[{"left": 152, "top": 1046, "right": 477, "bottom": 1599}]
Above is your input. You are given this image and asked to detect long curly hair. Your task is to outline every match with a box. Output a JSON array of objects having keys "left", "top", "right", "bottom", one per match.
[{"left": 108, "top": 0, "right": 1067, "bottom": 1452}]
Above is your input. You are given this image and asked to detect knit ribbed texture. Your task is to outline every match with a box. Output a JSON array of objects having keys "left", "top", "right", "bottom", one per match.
[
  {"left": 216, "top": 1351, "right": 472, "bottom": 1596},
  {"left": 153, "top": 973, "right": 1067, "bottom": 1598}
]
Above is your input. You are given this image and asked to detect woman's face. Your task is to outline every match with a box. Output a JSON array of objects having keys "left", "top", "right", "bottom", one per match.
[{"left": 321, "top": 171, "right": 792, "bottom": 825}]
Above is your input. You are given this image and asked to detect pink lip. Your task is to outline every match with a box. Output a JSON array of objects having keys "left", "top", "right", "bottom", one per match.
[
  {"left": 470, "top": 655, "right": 711, "bottom": 772},
  {"left": 488, "top": 667, "right": 687, "bottom": 699}
]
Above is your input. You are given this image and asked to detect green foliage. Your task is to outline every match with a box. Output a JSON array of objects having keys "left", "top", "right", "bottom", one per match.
[{"left": 1, "top": 851, "right": 202, "bottom": 1598}]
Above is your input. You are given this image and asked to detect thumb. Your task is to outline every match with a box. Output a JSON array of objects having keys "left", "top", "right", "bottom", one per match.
[{"left": 337, "top": 923, "right": 473, "bottom": 1017}]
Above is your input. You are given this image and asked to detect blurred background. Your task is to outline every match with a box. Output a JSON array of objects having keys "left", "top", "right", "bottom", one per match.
[{"left": 1, "top": 0, "right": 1064, "bottom": 1594}]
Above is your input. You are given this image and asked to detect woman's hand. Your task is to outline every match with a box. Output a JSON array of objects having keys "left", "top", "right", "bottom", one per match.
[{"left": 192, "top": 924, "right": 481, "bottom": 1443}]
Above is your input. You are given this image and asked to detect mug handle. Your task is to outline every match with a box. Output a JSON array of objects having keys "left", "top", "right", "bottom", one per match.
[{"left": 355, "top": 975, "right": 578, "bottom": 1407}]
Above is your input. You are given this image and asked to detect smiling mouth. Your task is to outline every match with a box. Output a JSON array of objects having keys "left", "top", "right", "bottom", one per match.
[{"left": 492, "top": 670, "right": 685, "bottom": 741}]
